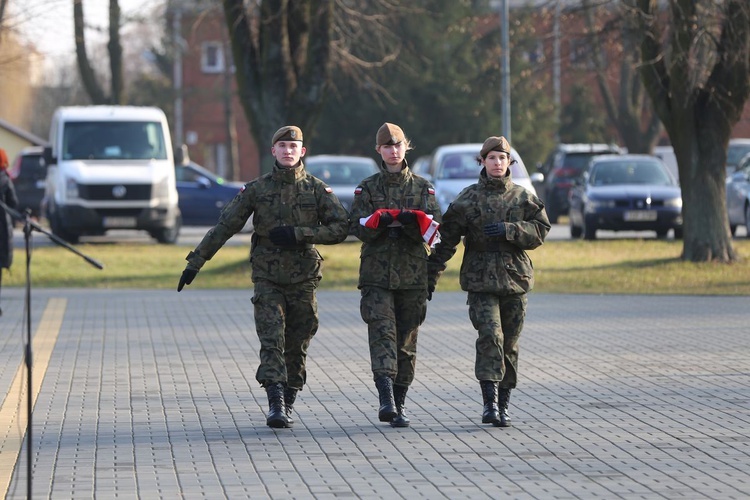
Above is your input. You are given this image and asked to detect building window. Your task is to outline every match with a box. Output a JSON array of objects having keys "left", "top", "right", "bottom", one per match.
[{"left": 201, "top": 42, "right": 224, "bottom": 74}]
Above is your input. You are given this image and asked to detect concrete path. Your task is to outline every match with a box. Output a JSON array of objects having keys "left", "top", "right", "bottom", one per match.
[{"left": 0, "top": 288, "right": 748, "bottom": 499}]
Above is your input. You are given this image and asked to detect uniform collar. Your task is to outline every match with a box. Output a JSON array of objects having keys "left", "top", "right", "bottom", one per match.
[
  {"left": 273, "top": 161, "right": 305, "bottom": 183},
  {"left": 380, "top": 159, "right": 410, "bottom": 185},
  {"left": 479, "top": 167, "right": 512, "bottom": 191}
]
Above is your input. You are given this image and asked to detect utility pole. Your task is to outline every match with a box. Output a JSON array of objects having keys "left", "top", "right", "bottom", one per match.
[
  {"left": 172, "top": 6, "right": 184, "bottom": 148},
  {"left": 553, "top": 0, "right": 561, "bottom": 142},
  {"left": 499, "top": 0, "right": 511, "bottom": 142}
]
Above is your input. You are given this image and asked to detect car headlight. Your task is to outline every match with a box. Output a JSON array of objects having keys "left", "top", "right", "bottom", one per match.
[
  {"left": 664, "top": 197, "right": 682, "bottom": 208},
  {"left": 154, "top": 177, "right": 170, "bottom": 200},
  {"left": 586, "top": 199, "right": 615, "bottom": 211},
  {"left": 65, "top": 178, "right": 79, "bottom": 198}
]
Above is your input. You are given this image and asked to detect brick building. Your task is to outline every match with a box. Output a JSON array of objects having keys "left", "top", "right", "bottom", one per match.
[{"left": 171, "top": 1, "right": 260, "bottom": 182}]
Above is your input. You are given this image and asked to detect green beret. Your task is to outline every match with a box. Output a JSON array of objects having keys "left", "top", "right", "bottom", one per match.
[
  {"left": 376, "top": 122, "right": 405, "bottom": 146},
  {"left": 480, "top": 136, "right": 511, "bottom": 158},
  {"left": 272, "top": 126, "right": 303, "bottom": 145}
]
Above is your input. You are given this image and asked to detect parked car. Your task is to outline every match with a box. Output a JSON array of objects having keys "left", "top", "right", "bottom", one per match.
[
  {"left": 8, "top": 146, "right": 46, "bottom": 217},
  {"left": 304, "top": 155, "right": 379, "bottom": 212},
  {"left": 726, "top": 152, "right": 750, "bottom": 237},
  {"left": 568, "top": 154, "right": 683, "bottom": 240},
  {"left": 726, "top": 138, "right": 750, "bottom": 175},
  {"left": 420, "top": 143, "right": 541, "bottom": 211},
  {"left": 410, "top": 155, "right": 430, "bottom": 176},
  {"left": 175, "top": 162, "right": 245, "bottom": 226},
  {"left": 540, "top": 143, "right": 624, "bottom": 223},
  {"left": 653, "top": 145, "right": 679, "bottom": 182}
]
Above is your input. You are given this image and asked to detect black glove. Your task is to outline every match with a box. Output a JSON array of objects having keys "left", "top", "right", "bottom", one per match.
[
  {"left": 397, "top": 210, "right": 417, "bottom": 226},
  {"left": 269, "top": 226, "right": 298, "bottom": 246},
  {"left": 483, "top": 222, "right": 507, "bottom": 239},
  {"left": 427, "top": 283, "right": 435, "bottom": 301},
  {"left": 177, "top": 268, "right": 198, "bottom": 292},
  {"left": 377, "top": 212, "right": 394, "bottom": 228}
]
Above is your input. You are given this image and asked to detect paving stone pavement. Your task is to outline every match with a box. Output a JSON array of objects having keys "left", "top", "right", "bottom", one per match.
[{"left": 0, "top": 288, "right": 749, "bottom": 499}]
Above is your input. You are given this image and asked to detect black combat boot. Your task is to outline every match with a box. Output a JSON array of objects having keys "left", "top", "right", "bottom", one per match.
[
  {"left": 498, "top": 387, "right": 512, "bottom": 428},
  {"left": 480, "top": 381, "right": 501, "bottom": 426},
  {"left": 284, "top": 386, "right": 298, "bottom": 426},
  {"left": 374, "top": 375, "right": 397, "bottom": 422},
  {"left": 265, "top": 382, "right": 291, "bottom": 428},
  {"left": 391, "top": 384, "right": 411, "bottom": 428}
]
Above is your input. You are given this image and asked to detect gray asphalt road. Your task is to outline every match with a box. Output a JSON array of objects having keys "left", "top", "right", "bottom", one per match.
[{"left": 15, "top": 222, "right": 746, "bottom": 249}]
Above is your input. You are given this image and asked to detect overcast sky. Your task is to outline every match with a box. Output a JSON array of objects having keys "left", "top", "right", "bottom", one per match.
[{"left": 13, "top": 0, "right": 152, "bottom": 61}]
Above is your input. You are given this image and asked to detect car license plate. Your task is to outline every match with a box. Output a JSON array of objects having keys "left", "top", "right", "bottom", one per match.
[
  {"left": 624, "top": 210, "right": 657, "bottom": 221},
  {"left": 103, "top": 216, "right": 136, "bottom": 228}
]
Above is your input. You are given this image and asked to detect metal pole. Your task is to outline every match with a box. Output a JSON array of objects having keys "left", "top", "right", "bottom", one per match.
[
  {"left": 500, "top": 0, "right": 511, "bottom": 142},
  {"left": 172, "top": 7, "right": 184, "bottom": 147},
  {"left": 553, "top": 0, "right": 561, "bottom": 142}
]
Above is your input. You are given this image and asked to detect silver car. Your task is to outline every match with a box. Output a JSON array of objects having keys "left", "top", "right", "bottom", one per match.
[
  {"left": 420, "top": 143, "right": 542, "bottom": 211},
  {"left": 727, "top": 152, "right": 750, "bottom": 236},
  {"left": 304, "top": 155, "right": 380, "bottom": 212}
]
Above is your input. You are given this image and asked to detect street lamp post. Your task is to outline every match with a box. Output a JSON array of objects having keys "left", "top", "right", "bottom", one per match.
[{"left": 499, "top": 0, "right": 511, "bottom": 142}]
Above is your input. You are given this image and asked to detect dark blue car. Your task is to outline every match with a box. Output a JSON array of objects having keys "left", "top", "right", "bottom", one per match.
[
  {"left": 568, "top": 155, "right": 683, "bottom": 240},
  {"left": 175, "top": 162, "right": 245, "bottom": 226}
]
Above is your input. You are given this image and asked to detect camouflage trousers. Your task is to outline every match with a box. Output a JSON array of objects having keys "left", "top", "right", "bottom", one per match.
[
  {"left": 467, "top": 292, "right": 527, "bottom": 388},
  {"left": 251, "top": 278, "right": 319, "bottom": 390},
  {"left": 360, "top": 286, "right": 428, "bottom": 387}
]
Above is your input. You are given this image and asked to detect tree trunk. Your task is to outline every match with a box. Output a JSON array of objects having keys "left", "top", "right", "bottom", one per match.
[
  {"left": 634, "top": 0, "right": 750, "bottom": 262},
  {"left": 108, "top": 0, "right": 123, "bottom": 104},
  {"left": 223, "top": 0, "right": 333, "bottom": 173},
  {"left": 74, "top": 0, "right": 107, "bottom": 104}
]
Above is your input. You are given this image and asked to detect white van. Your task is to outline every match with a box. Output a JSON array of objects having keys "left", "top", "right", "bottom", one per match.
[{"left": 42, "top": 106, "right": 181, "bottom": 243}]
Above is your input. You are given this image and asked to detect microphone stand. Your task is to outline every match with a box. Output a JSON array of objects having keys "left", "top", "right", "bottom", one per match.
[{"left": 0, "top": 199, "right": 103, "bottom": 499}]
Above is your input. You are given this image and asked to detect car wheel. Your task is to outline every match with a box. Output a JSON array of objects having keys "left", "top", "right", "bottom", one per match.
[
  {"left": 656, "top": 229, "right": 669, "bottom": 239},
  {"left": 583, "top": 215, "right": 597, "bottom": 240},
  {"left": 570, "top": 220, "right": 582, "bottom": 238},
  {"left": 546, "top": 202, "right": 559, "bottom": 224},
  {"left": 151, "top": 216, "right": 181, "bottom": 244},
  {"left": 673, "top": 227, "right": 683, "bottom": 239},
  {"left": 49, "top": 207, "right": 80, "bottom": 244},
  {"left": 730, "top": 224, "right": 737, "bottom": 236}
]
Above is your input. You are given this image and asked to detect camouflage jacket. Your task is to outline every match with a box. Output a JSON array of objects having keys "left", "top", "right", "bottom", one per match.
[
  {"left": 186, "top": 161, "right": 349, "bottom": 285},
  {"left": 431, "top": 168, "right": 550, "bottom": 295},
  {"left": 349, "top": 161, "right": 442, "bottom": 289}
]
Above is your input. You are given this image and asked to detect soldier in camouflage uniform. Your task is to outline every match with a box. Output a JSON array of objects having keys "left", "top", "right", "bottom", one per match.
[
  {"left": 429, "top": 136, "right": 550, "bottom": 427},
  {"left": 177, "top": 126, "right": 349, "bottom": 429},
  {"left": 349, "top": 123, "right": 442, "bottom": 428}
]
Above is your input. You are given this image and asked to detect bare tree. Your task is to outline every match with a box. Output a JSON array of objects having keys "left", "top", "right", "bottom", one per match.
[
  {"left": 632, "top": 0, "right": 750, "bottom": 262},
  {"left": 74, "top": 0, "right": 124, "bottom": 104},
  {"left": 222, "top": 0, "right": 401, "bottom": 168},
  {"left": 583, "top": 0, "right": 661, "bottom": 153}
]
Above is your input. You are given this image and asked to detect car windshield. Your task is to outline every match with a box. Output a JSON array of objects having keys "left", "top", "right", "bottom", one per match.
[
  {"left": 727, "top": 143, "right": 750, "bottom": 166},
  {"left": 438, "top": 152, "right": 527, "bottom": 180},
  {"left": 589, "top": 161, "right": 673, "bottom": 186},
  {"left": 62, "top": 121, "right": 167, "bottom": 161},
  {"left": 306, "top": 160, "right": 378, "bottom": 185}
]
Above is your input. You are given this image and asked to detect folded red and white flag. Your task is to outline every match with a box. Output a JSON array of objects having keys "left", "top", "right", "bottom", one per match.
[{"left": 360, "top": 209, "right": 441, "bottom": 247}]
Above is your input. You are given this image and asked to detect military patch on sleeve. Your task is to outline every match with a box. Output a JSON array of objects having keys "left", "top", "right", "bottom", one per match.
[
  {"left": 354, "top": 186, "right": 363, "bottom": 195},
  {"left": 428, "top": 187, "right": 435, "bottom": 195},
  {"left": 325, "top": 186, "right": 333, "bottom": 193},
  {"left": 240, "top": 185, "right": 246, "bottom": 193}
]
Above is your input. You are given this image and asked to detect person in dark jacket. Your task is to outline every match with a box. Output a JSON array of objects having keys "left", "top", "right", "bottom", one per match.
[
  {"left": 0, "top": 148, "right": 20, "bottom": 316},
  {"left": 429, "top": 136, "right": 550, "bottom": 427},
  {"left": 349, "top": 123, "right": 442, "bottom": 427}
]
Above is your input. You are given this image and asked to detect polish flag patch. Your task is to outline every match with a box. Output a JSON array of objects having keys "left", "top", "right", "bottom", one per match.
[
  {"left": 428, "top": 187, "right": 435, "bottom": 195},
  {"left": 325, "top": 186, "right": 333, "bottom": 193},
  {"left": 354, "top": 186, "right": 363, "bottom": 195},
  {"left": 240, "top": 185, "right": 246, "bottom": 193}
]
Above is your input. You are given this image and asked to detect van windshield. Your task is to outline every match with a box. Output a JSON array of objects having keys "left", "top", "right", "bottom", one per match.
[
  {"left": 62, "top": 121, "right": 167, "bottom": 160},
  {"left": 438, "top": 152, "right": 528, "bottom": 180}
]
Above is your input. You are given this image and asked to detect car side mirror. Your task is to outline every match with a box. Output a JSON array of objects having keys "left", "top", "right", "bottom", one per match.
[
  {"left": 196, "top": 176, "right": 211, "bottom": 189},
  {"left": 42, "top": 146, "right": 56, "bottom": 166},
  {"left": 530, "top": 172, "right": 544, "bottom": 184}
]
